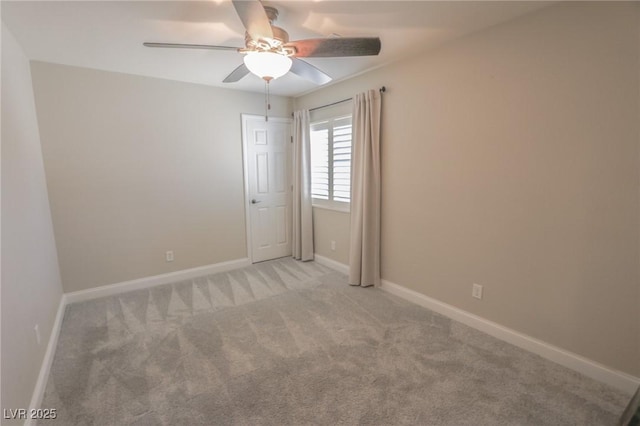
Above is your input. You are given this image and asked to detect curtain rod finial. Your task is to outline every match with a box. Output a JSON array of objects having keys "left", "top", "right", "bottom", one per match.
[{"left": 380, "top": 86, "right": 386, "bottom": 93}]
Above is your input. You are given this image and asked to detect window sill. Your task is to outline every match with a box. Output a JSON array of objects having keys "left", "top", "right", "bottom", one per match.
[{"left": 312, "top": 203, "right": 351, "bottom": 214}]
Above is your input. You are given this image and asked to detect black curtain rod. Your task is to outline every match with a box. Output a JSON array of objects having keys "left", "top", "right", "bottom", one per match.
[{"left": 294, "top": 86, "right": 386, "bottom": 115}]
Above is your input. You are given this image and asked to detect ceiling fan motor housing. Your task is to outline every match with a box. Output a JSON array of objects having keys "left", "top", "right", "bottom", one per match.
[
  {"left": 244, "top": 25, "right": 290, "bottom": 52},
  {"left": 240, "top": 6, "right": 295, "bottom": 56},
  {"left": 263, "top": 6, "right": 279, "bottom": 23}
]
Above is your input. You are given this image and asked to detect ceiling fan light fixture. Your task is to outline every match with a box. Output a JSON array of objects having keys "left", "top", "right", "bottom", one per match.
[{"left": 243, "top": 51, "right": 292, "bottom": 81}]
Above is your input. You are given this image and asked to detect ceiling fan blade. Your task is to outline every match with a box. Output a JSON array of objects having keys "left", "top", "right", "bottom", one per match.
[
  {"left": 232, "top": 0, "right": 273, "bottom": 41},
  {"left": 223, "top": 63, "right": 251, "bottom": 83},
  {"left": 287, "top": 37, "right": 381, "bottom": 58},
  {"left": 143, "top": 42, "right": 239, "bottom": 51},
  {"left": 290, "top": 58, "right": 332, "bottom": 85}
]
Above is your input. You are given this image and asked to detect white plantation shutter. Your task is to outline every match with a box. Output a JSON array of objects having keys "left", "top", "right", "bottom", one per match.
[
  {"left": 332, "top": 117, "right": 352, "bottom": 203},
  {"left": 310, "top": 115, "right": 352, "bottom": 208},
  {"left": 310, "top": 122, "right": 329, "bottom": 200}
]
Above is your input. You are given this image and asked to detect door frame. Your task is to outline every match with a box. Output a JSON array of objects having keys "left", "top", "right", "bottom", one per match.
[{"left": 240, "top": 114, "right": 293, "bottom": 263}]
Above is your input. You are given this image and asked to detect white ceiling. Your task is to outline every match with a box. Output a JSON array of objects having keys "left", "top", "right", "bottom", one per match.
[{"left": 2, "top": 1, "right": 552, "bottom": 97}]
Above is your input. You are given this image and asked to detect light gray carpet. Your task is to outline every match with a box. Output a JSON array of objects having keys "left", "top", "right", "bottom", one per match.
[{"left": 40, "top": 258, "right": 629, "bottom": 425}]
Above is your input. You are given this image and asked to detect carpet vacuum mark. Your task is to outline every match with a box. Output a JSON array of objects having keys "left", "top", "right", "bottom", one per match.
[{"left": 40, "top": 258, "right": 629, "bottom": 425}]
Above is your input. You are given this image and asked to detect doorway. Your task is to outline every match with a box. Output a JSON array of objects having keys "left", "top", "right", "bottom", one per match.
[{"left": 241, "top": 114, "right": 293, "bottom": 263}]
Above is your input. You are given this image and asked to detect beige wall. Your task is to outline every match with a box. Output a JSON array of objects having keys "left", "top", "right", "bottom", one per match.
[
  {"left": 312, "top": 207, "right": 350, "bottom": 264},
  {"left": 1, "top": 24, "right": 64, "bottom": 420},
  {"left": 31, "top": 62, "right": 292, "bottom": 292},
  {"left": 296, "top": 2, "right": 640, "bottom": 377}
]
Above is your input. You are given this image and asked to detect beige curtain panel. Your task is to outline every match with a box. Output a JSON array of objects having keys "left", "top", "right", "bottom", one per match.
[
  {"left": 292, "top": 109, "right": 314, "bottom": 261},
  {"left": 349, "top": 90, "right": 382, "bottom": 287}
]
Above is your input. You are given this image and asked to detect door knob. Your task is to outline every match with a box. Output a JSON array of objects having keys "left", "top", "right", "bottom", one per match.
[{"left": 251, "top": 199, "right": 262, "bottom": 204}]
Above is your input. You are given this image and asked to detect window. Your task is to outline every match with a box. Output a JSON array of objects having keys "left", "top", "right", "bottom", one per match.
[{"left": 310, "top": 115, "right": 352, "bottom": 211}]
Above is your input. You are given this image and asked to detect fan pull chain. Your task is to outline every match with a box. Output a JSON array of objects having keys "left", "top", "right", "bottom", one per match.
[
  {"left": 264, "top": 79, "right": 268, "bottom": 121},
  {"left": 264, "top": 79, "right": 272, "bottom": 122}
]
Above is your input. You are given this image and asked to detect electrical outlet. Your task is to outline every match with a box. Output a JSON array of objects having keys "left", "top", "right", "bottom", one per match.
[
  {"left": 165, "top": 250, "right": 174, "bottom": 262},
  {"left": 330, "top": 241, "right": 336, "bottom": 251},
  {"left": 34, "top": 324, "right": 41, "bottom": 345},
  {"left": 472, "top": 283, "right": 483, "bottom": 300}
]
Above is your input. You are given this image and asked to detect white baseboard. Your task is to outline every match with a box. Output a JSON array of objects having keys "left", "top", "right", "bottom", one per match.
[
  {"left": 26, "top": 293, "right": 68, "bottom": 426},
  {"left": 312, "top": 256, "right": 640, "bottom": 394},
  {"left": 313, "top": 254, "right": 350, "bottom": 275},
  {"left": 381, "top": 279, "right": 640, "bottom": 394},
  {"left": 65, "top": 258, "right": 251, "bottom": 304}
]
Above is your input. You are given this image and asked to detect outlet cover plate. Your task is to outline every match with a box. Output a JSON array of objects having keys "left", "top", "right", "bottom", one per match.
[{"left": 472, "top": 283, "right": 483, "bottom": 299}]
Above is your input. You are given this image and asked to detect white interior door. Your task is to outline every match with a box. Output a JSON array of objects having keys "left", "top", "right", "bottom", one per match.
[{"left": 242, "top": 114, "right": 292, "bottom": 263}]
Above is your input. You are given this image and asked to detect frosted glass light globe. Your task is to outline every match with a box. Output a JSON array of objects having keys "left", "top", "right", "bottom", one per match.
[{"left": 244, "top": 51, "right": 292, "bottom": 81}]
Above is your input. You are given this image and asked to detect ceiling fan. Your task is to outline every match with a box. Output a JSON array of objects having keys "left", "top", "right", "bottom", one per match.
[{"left": 143, "top": 0, "right": 381, "bottom": 85}]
